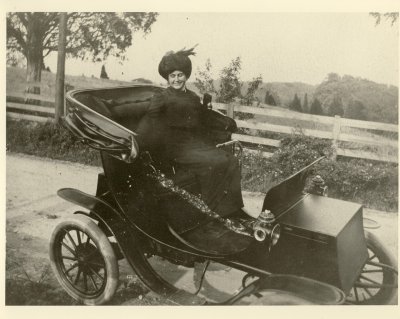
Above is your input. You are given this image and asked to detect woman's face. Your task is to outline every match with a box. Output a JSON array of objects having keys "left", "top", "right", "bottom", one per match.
[{"left": 168, "top": 71, "right": 187, "bottom": 91}]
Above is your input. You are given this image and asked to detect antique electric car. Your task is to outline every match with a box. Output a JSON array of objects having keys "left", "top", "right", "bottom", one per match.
[{"left": 49, "top": 85, "right": 398, "bottom": 305}]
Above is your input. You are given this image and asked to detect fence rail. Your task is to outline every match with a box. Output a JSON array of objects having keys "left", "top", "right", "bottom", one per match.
[
  {"left": 7, "top": 102, "right": 55, "bottom": 114},
  {"left": 8, "top": 92, "right": 56, "bottom": 104},
  {"left": 7, "top": 112, "right": 52, "bottom": 123},
  {"left": 214, "top": 102, "right": 398, "bottom": 163},
  {"left": 214, "top": 102, "right": 398, "bottom": 132},
  {"left": 6, "top": 92, "right": 398, "bottom": 163}
]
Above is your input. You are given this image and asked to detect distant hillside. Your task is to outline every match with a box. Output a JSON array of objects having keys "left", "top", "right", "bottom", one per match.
[
  {"left": 191, "top": 73, "right": 398, "bottom": 124},
  {"left": 313, "top": 74, "right": 398, "bottom": 124},
  {"left": 255, "top": 82, "right": 316, "bottom": 107},
  {"left": 188, "top": 79, "right": 316, "bottom": 107},
  {"left": 8, "top": 67, "right": 398, "bottom": 124}
]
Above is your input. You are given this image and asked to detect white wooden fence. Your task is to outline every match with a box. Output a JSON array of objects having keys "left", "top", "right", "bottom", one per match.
[
  {"left": 214, "top": 102, "right": 398, "bottom": 163},
  {"left": 6, "top": 93, "right": 398, "bottom": 163}
]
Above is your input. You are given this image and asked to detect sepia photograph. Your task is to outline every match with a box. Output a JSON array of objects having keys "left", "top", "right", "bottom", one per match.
[{"left": 4, "top": 1, "right": 399, "bottom": 311}]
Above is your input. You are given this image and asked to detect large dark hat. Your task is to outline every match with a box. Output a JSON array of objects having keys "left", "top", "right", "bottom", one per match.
[{"left": 158, "top": 45, "right": 197, "bottom": 80}]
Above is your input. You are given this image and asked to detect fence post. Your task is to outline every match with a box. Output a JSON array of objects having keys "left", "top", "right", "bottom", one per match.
[
  {"left": 331, "top": 115, "right": 341, "bottom": 160},
  {"left": 226, "top": 103, "right": 235, "bottom": 119}
]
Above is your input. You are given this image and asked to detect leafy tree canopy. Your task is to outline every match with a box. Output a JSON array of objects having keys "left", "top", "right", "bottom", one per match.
[
  {"left": 344, "top": 99, "right": 367, "bottom": 120},
  {"left": 314, "top": 73, "right": 398, "bottom": 123},
  {"left": 327, "top": 95, "right": 344, "bottom": 116},
  {"left": 7, "top": 12, "right": 158, "bottom": 63},
  {"left": 242, "top": 75, "right": 263, "bottom": 106},
  {"left": 194, "top": 58, "right": 216, "bottom": 95},
  {"left": 216, "top": 57, "right": 242, "bottom": 104},
  {"left": 326, "top": 73, "right": 341, "bottom": 82},
  {"left": 370, "top": 12, "right": 399, "bottom": 26}
]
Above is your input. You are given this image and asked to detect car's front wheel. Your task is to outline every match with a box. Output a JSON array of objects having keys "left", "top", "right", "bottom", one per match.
[{"left": 49, "top": 215, "right": 119, "bottom": 305}]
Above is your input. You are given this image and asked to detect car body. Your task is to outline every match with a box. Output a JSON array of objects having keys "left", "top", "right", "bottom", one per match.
[{"left": 49, "top": 85, "right": 397, "bottom": 305}]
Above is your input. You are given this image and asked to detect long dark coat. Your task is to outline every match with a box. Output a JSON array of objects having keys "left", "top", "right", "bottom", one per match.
[{"left": 135, "top": 87, "right": 243, "bottom": 217}]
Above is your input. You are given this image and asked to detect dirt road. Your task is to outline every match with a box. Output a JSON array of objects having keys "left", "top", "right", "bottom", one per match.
[{"left": 5, "top": 152, "right": 398, "bottom": 305}]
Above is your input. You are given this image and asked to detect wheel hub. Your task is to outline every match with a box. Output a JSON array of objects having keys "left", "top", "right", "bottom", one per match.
[{"left": 74, "top": 243, "right": 103, "bottom": 272}]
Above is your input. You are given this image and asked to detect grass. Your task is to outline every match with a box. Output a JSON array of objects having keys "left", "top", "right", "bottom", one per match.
[
  {"left": 251, "top": 113, "right": 333, "bottom": 132},
  {"left": 6, "top": 66, "right": 134, "bottom": 98}
]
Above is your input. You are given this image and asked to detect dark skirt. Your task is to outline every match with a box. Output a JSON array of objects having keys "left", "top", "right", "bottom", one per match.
[{"left": 166, "top": 131, "right": 244, "bottom": 217}]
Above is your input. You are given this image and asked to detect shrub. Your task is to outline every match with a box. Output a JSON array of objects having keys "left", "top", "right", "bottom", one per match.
[
  {"left": 268, "top": 132, "right": 333, "bottom": 177},
  {"left": 6, "top": 119, "right": 101, "bottom": 166},
  {"left": 242, "top": 131, "right": 398, "bottom": 212},
  {"left": 317, "top": 159, "right": 398, "bottom": 211}
]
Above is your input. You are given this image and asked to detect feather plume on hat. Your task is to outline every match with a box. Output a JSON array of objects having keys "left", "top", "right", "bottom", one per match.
[{"left": 158, "top": 44, "right": 198, "bottom": 80}]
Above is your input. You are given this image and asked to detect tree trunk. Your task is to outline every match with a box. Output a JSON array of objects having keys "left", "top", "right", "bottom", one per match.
[
  {"left": 26, "top": 51, "right": 42, "bottom": 94},
  {"left": 25, "top": 14, "right": 44, "bottom": 94}
]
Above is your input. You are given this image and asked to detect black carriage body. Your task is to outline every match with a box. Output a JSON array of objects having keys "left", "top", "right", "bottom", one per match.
[
  {"left": 92, "top": 146, "right": 368, "bottom": 295},
  {"left": 264, "top": 195, "right": 368, "bottom": 293},
  {"left": 63, "top": 84, "right": 369, "bottom": 298}
]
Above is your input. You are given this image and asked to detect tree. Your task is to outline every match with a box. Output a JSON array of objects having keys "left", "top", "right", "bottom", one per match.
[
  {"left": 302, "top": 93, "right": 309, "bottom": 113},
  {"left": 6, "top": 49, "right": 26, "bottom": 68},
  {"left": 242, "top": 75, "right": 263, "bottom": 106},
  {"left": 370, "top": 12, "right": 399, "bottom": 26},
  {"left": 289, "top": 93, "right": 302, "bottom": 112},
  {"left": 327, "top": 95, "right": 344, "bottom": 116},
  {"left": 326, "top": 73, "right": 341, "bottom": 82},
  {"left": 7, "top": 12, "right": 158, "bottom": 93},
  {"left": 216, "top": 57, "right": 242, "bottom": 104},
  {"left": 100, "top": 65, "right": 109, "bottom": 79},
  {"left": 345, "top": 100, "right": 367, "bottom": 120},
  {"left": 264, "top": 90, "right": 277, "bottom": 106},
  {"left": 194, "top": 58, "right": 216, "bottom": 95},
  {"left": 310, "top": 98, "right": 323, "bottom": 115}
]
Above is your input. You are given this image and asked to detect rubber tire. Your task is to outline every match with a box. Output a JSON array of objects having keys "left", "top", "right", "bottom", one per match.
[
  {"left": 49, "top": 215, "right": 119, "bottom": 305},
  {"left": 347, "top": 231, "right": 397, "bottom": 305}
]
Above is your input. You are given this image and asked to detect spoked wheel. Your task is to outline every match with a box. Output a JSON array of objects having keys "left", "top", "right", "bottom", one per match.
[
  {"left": 49, "top": 215, "right": 119, "bottom": 305},
  {"left": 346, "top": 231, "right": 397, "bottom": 305}
]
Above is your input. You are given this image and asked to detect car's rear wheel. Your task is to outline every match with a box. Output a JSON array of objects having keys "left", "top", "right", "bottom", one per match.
[
  {"left": 346, "top": 231, "right": 397, "bottom": 305},
  {"left": 49, "top": 215, "right": 119, "bottom": 305}
]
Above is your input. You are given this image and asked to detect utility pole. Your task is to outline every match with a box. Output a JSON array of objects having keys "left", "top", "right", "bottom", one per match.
[{"left": 55, "top": 12, "right": 68, "bottom": 124}]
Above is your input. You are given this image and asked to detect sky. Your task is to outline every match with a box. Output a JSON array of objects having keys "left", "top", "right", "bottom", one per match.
[{"left": 46, "top": 12, "right": 399, "bottom": 86}]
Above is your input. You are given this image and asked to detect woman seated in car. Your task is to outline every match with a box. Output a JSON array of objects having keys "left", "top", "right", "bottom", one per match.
[{"left": 135, "top": 46, "right": 247, "bottom": 219}]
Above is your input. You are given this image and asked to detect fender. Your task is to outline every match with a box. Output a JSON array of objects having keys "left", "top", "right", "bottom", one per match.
[
  {"left": 57, "top": 188, "right": 178, "bottom": 297},
  {"left": 58, "top": 187, "right": 128, "bottom": 226},
  {"left": 58, "top": 187, "right": 224, "bottom": 258}
]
